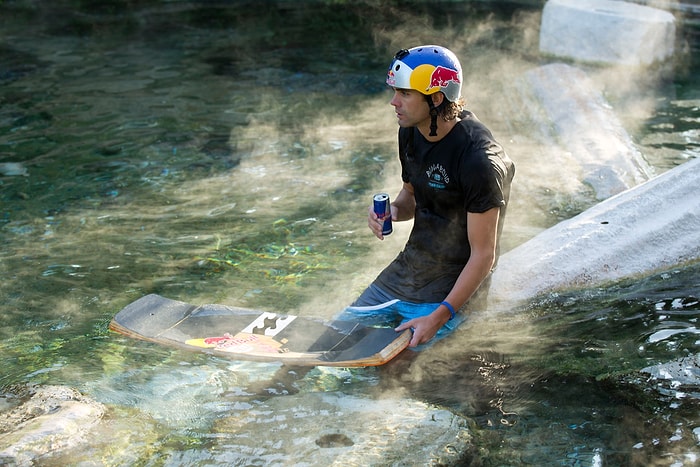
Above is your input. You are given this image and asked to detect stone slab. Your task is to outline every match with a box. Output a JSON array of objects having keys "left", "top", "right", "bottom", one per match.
[
  {"left": 520, "top": 63, "right": 653, "bottom": 200},
  {"left": 489, "top": 156, "right": 700, "bottom": 308},
  {"left": 540, "top": 0, "right": 676, "bottom": 65}
]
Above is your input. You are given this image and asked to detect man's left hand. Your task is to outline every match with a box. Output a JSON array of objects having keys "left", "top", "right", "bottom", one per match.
[{"left": 395, "top": 310, "right": 448, "bottom": 347}]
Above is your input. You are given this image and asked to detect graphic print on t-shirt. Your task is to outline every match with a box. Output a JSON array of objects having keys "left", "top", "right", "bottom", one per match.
[{"left": 426, "top": 163, "right": 449, "bottom": 190}]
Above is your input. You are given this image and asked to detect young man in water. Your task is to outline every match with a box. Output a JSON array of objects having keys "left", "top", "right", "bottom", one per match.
[
  {"left": 255, "top": 45, "right": 514, "bottom": 394},
  {"left": 342, "top": 45, "right": 515, "bottom": 348}
]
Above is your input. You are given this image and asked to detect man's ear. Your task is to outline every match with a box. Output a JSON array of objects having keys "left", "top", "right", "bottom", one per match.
[{"left": 431, "top": 92, "right": 444, "bottom": 107}]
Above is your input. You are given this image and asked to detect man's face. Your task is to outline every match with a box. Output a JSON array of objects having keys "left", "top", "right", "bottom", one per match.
[{"left": 389, "top": 88, "right": 431, "bottom": 128}]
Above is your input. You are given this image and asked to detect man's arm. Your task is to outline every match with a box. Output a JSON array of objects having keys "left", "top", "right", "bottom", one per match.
[{"left": 396, "top": 206, "right": 500, "bottom": 346}]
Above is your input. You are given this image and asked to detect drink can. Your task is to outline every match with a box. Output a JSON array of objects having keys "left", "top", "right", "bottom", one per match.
[{"left": 373, "top": 193, "right": 393, "bottom": 236}]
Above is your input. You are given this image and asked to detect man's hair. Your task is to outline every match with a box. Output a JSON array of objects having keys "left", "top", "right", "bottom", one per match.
[{"left": 431, "top": 95, "right": 465, "bottom": 121}]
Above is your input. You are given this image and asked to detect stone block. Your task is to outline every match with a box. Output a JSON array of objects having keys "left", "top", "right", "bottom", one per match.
[
  {"left": 489, "top": 156, "right": 700, "bottom": 308},
  {"left": 540, "top": 0, "right": 676, "bottom": 65}
]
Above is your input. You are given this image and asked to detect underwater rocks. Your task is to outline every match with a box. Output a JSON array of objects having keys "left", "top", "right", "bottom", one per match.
[
  {"left": 208, "top": 391, "right": 475, "bottom": 466},
  {"left": 0, "top": 162, "right": 29, "bottom": 177},
  {"left": 0, "top": 385, "right": 105, "bottom": 465}
]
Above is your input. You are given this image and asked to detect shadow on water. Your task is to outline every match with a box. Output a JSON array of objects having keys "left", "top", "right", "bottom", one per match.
[{"left": 1, "top": 0, "right": 699, "bottom": 465}]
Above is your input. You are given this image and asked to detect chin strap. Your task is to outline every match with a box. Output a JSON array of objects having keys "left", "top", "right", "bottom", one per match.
[{"left": 426, "top": 96, "right": 438, "bottom": 137}]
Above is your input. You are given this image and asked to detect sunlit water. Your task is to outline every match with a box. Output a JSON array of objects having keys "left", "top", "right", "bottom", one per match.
[{"left": 1, "top": 1, "right": 699, "bottom": 465}]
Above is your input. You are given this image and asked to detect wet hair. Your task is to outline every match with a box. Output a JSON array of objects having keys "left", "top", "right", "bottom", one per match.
[
  {"left": 425, "top": 93, "right": 465, "bottom": 135},
  {"left": 428, "top": 94, "right": 465, "bottom": 121}
]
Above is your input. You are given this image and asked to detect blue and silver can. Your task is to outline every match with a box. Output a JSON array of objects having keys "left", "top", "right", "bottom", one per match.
[{"left": 373, "top": 193, "right": 393, "bottom": 236}]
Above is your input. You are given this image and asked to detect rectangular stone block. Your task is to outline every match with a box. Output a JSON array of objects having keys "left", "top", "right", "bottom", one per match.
[{"left": 540, "top": 0, "right": 676, "bottom": 65}]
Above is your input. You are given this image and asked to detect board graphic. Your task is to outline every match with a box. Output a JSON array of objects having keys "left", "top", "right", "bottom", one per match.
[{"left": 109, "top": 294, "right": 411, "bottom": 367}]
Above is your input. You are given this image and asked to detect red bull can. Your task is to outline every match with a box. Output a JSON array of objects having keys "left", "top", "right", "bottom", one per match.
[{"left": 373, "top": 193, "right": 392, "bottom": 236}]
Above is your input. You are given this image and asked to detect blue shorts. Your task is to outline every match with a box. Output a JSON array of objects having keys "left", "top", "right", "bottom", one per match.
[{"left": 335, "top": 284, "right": 466, "bottom": 347}]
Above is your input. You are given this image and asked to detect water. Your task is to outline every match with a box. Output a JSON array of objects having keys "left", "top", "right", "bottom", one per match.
[{"left": 1, "top": 1, "right": 699, "bottom": 465}]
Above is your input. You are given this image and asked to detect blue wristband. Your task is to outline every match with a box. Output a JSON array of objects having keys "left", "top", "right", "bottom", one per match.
[{"left": 441, "top": 301, "right": 456, "bottom": 320}]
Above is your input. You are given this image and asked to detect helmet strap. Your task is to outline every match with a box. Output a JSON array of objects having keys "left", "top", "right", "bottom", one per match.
[{"left": 426, "top": 95, "right": 438, "bottom": 137}]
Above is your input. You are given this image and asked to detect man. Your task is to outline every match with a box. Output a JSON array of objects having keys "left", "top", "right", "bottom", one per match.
[{"left": 341, "top": 45, "right": 515, "bottom": 348}]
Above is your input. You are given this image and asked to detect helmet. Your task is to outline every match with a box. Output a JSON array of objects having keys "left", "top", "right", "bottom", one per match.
[{"left": 386, "top": 45, "right": 462, "bottom": 103}]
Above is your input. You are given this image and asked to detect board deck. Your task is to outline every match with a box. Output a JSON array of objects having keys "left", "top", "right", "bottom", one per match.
[{"left": 109, "top": 294, "right": 411, "bottom": 367}]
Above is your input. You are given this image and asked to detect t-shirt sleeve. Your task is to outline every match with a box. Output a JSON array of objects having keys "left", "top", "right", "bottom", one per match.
[{"left": 461, "top": 144, "right": 510, "bottom": 213}]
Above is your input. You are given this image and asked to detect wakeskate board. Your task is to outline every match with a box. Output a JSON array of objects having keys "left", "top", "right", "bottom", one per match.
[{"left": 109, "top": 294, "right": 411, "bottom": 367}]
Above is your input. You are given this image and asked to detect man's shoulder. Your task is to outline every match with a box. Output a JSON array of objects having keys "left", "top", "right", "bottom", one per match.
[
  {"left": 456, "top": 110, "right": 493, "bottom": 136},
  {"left": 398, "top": 126, "right": 413, "bottom": 143}
]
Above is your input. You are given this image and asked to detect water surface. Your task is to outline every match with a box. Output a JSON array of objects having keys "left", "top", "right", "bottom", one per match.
[{"left": 1, "top": 1, "right": 699, "bottom": 465}]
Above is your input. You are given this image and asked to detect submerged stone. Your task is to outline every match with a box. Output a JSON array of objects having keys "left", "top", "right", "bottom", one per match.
[
  {"left": 208, "top": 392, "right": 475, "bottom": 465},
  {"left": 0, "top": 162, "right": 28, "bottom": 177},
  {"left": 0, "top": 385, "right": 105, "bottom": 465}
]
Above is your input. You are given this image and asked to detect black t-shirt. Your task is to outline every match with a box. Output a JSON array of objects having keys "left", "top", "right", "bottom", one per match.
[{"left": 374, "top": 111, "right": 515, "bottom": 303}]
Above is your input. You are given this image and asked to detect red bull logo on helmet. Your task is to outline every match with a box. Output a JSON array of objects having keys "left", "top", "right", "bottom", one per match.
[
  {"left": 426, "top": 65, "right": 460, "bottom": 93},
  {"left": 386, "top": 69, "right": 396, "bottom": 87}
]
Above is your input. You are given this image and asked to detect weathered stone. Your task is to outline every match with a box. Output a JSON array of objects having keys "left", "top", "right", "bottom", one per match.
[
  {"left": 489, "top": 156, "right": 700, "bottom": 308},
  {"left": 0, "top": 385, "right": 105, "bottom": 465},
  {"left": 540, "top": 0, "right": 676, "bottom": 65},
  {"left": 518, "top": 63, "right": 652, "bottom": 200},
  {"left": 208, "top": 391, "right": 475, "bottom": 466}
]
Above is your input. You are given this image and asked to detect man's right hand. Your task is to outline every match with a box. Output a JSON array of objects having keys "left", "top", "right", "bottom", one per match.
[{"left": 367, "top": 205, "right": 386, "bottom": 240}]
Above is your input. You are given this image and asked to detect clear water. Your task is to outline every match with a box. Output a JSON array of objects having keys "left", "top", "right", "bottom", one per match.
[{"left": 1, "top": 1, "right": 699, "bottom": 465}]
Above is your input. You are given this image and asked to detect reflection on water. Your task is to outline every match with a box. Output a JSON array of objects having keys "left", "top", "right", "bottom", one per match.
[{"left": 1, "top": 1, "right": 699, "bottom": 465}]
